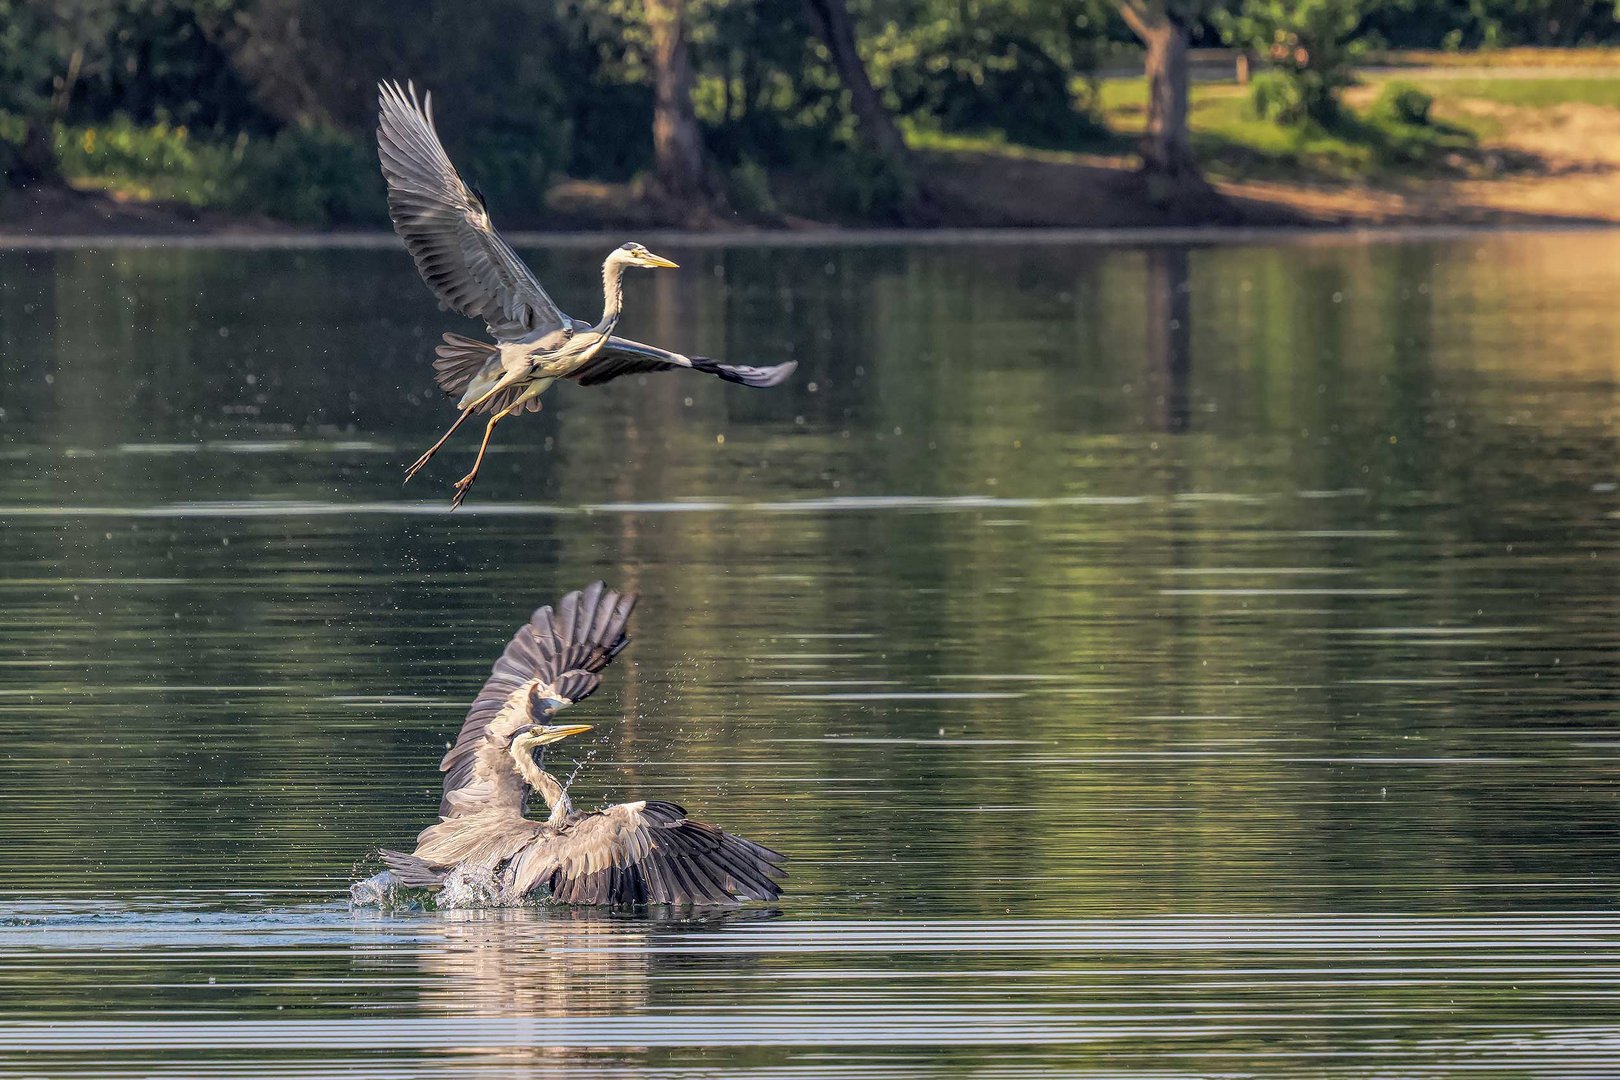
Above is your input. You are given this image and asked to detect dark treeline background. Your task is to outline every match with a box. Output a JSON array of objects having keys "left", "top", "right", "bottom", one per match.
[{"left": 2, "top": 0, "right": 1618, "bottom": 225}]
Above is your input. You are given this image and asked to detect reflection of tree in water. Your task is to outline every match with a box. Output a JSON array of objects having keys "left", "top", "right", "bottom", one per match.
[{"left": 1146, "top": 245, "right": 1191, "bottom": 435}]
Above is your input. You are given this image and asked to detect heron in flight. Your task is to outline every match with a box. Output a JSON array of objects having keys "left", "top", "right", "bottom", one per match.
[
  {"left": 377, "top": 82, "right": 796, "bottom": 508},
  {"left": 359, "top": 582, "right": 785, "bottom": 907}
]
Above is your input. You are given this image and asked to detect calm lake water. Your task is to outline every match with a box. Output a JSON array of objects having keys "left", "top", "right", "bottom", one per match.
[{"left": 0, "top": 230, "right": 1617, "bottom": 1077}]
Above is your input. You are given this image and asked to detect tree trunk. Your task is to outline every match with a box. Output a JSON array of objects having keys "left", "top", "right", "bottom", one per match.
[
  {"left": 801, "top": 0, "right": 934, "bottom": 223},
  {"left": 802, "top": 0, "right": 905, "bottom": 165},
  {"left": 1140, "top": 20, "right": 1196, "bottom": 185},
  {"left": 1116, "top": 2, "right": 1212, "bottom": 206},
  {"left": 11, "top": 120, "right": 64, "bottom": 189},
  {"left": 646, "top": 0, "right": 712, "bottom": 214}
]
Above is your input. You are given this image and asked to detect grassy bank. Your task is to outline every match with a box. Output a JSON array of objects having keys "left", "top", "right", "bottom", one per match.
[{"left": 1097, "top": 78, "right": 1476, "bottom": 182}]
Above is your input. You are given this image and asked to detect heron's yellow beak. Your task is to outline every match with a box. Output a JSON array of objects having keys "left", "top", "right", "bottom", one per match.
[
  {"left": 642, "top": 252, "right": 679, "bottom": 269},
  {"left": 531, "top": 723, "right": 594, "bottom": 746}
]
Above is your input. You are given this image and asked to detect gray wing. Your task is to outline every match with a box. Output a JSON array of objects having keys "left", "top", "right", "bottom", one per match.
[
  {"left": 506, "top": 800, "right": 786, "bottom": 906},
  {"left": 377, "top": 80, "right": 567, "bottom": 341},
  {"left": 569, "top": 336, "right": 798, "bottom": 389},
  {"left": 438, "top": 582, "right": 637, "bottom": 818}
]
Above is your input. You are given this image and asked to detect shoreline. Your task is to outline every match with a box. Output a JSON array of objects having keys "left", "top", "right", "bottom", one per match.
[
  {"left": 3, "top": 220, "right": 1614, "bottom": 251},
  {"left": 12, "top": 58, "right": 1620, "bottom": 253}
]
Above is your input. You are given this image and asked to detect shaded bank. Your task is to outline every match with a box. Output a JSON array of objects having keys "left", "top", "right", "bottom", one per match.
[{"left": 4, "top": 160, "right": 1614, "bottom": 241}]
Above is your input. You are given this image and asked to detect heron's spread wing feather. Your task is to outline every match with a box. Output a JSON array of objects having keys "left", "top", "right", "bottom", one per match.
[
  {"left": 379, "top": 848, "right": 447, "bottom": 888},
  {"left": 570, "top": 337, "right": 799, "bottom": 389},
  {"left": 377, "top": 80, "right": 567, "bottom": 341},
  {"left": 438, "top": 583, "right": 637, "bottom": 818},
  {"left": 506, "top": 801, "right": 786, "bottom": 906},
  {"left": 567, "top": 338, "right": 693, "bottom": 386}
]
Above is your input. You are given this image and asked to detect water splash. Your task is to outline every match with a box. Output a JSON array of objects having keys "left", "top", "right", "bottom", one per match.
[
  {"left": 349, "top": 865, "right": 508, "bottom": 911},
  {"left": 433, "top": 865, "right": 504, "bottom": 909},
  {"left": 348, "top": 870, "right": 427, "bottom": 911},
  {"left": 563, "top": 748, "right": 599, "bottom": 791}
]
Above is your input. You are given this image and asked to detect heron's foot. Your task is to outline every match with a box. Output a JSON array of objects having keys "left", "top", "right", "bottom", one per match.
[
  {"left": 449, "top": 471, "right": 478, "bottom": 511},
  {"left": 403, "top": 450, "right": 435, "bottom": 484}
]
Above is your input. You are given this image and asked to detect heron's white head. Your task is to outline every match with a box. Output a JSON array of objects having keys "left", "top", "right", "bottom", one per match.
[
  {"left": 509, "top": 723, "right": 593, "bottom": 753},
  {"left": 613, "top": 242, "right": 679, "bottom": 270}
]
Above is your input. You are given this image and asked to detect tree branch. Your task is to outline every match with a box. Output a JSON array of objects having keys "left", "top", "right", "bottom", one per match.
[{"left": 1114, "top": 0, "right": 1157, "bottom": 40}]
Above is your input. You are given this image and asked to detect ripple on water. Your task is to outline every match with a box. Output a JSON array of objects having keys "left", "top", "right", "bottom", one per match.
[
  {"left": 4, "top": 907, "right": 1620, "bottom": 1076},
  {"left": 1, "top": 235, "right": 1618, "bottom": 1078}
]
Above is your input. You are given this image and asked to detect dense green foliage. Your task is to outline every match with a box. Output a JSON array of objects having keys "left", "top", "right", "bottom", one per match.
[
  {"left": 860, "top": 0, "right": 1112, "bottom": 146},
  {"left": 1367, "top": 0, "right": 1620, "bottom": 48},
  {"left": 1359, "top": 80, "right": 1472, "bottom": 165},
  {"left": 52, "top": 116, "right": 378, "bottom": 224},
  {"left": 0, "top": 1, "right": 52, "bottom": 120},
  {"left": 1218, "top": 0, "right": 1367, "bottom": 124},
  {"left": 1, "top": 0, "right": 1616, "bottom": 220}
]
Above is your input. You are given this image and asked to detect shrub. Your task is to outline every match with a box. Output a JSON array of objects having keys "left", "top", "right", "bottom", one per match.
[
  {"left": 824, "top": 146, "right": 909, "bottom": 220},
  {"left": 1220, "top": 0, "right": 1367, "bottom": 127},
  {"left": 0, "top": 135, "right": 18, "bottom": 187},
  {"left": 728, "top": 158, "right": 776, "bottom": 216},
  {"left": 58, "top": 118, "right": 203, "bottom": 178},
  {"left": 1371, "top": 82, "right": 1434, "bottom": 127},
  {"left": 463, "top": 138, "right": 554, "bottom": 220},
  {"left": 0, "top": 1, "right": 51, "bottom": 121},
  {"left": 58, "top": 118, "right": 385, "bottom": 226},
  {"left": 1250, "top": 71, "right": 1311, "bottom": 124},
  {"left": 0, "top": 112, "right": 23, "bottom": 183},
  {"left": 1362, "top": 82, "right": 1470, "bottom": 168},
  {"left": 869, "top": 24, "right": 1106, "bottom": 149},
  {"left": 54, "top": 117, "right": 237, "bottom": 203},
  {"left": 231, "top": 126, "right": 381, "bottom": 227}
]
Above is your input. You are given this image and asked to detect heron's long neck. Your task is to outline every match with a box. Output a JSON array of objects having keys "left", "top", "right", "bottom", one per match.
[
  {"left": 594, "top": 257, "right": 626, "bottom": 336},
  {"left": 513, "top": 749, "right": 573, "bottom": 826}
]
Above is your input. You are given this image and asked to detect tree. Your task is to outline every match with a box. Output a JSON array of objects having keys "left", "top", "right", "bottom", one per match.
[
  {"left": 1113, "top": 0, "right": 1209, "bottom": 200},
  {"left": 645, "top": 0, "right": 717, "bottom": 217},
  {"left": 0, "top": 0, "right": 73, "bottom": 188},
  {"left": 1216, "top": 0, "right": 1365, "bottom": 126},
  {"left": 801, "top": 0, "right": 934, "bottom": 222}
]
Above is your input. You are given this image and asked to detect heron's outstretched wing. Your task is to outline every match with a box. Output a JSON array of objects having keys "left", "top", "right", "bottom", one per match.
[
  {"left": 506, "top": 801, "right": 786, "bottom": 906},
  {"left": 377, "top": 80, "right": 568, "bottom": 342},
  {"left": 569, "top": 336, "right": 798, "bottom": 389},
  {"left": 438, "top": 582, "right": 637, "bottom": 819}
]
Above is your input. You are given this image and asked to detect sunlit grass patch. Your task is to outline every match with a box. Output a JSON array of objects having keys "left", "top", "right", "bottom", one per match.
[
  {"left": 51, "top": 117, "right": 382, "bottom": 226},
  {"left": 906, "top": 127, "right": 1129, "bottom": 162},
  {"left": 1403, "top": 77, "right": 1620, "bottom": 110},
  {"left": 1095, "top": 76, "right": 1477, "bottom": 183},
  {"left": 55, "top": 118, "right": 240, "bottom": 207}
]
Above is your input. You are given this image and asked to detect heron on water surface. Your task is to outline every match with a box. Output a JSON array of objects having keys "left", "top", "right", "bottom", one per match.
[
  {"left": 376, "top": 81, "right": 796, "bottom": 508},
  {"left": 354, "top": 582, "right": 785, "bottom": 907}
]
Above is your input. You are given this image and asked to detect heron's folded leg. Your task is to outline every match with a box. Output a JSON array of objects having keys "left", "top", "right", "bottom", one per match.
[
  {"left": 449, "top": 403, "right": 517, "bottom": 510},
  {"left": 405, "top": 406, "right": 476, "bottom": 483}
]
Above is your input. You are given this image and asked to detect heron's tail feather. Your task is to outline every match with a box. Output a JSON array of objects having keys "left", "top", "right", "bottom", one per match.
[
  {"left": 690, "top": 356, "right": 798, "bottom": 389},
  {"left": 433, "top": 333, "right": 500, "bottom": 403},
  {"left": 379, "top": 848, "right": 447, "bottom": 890}
]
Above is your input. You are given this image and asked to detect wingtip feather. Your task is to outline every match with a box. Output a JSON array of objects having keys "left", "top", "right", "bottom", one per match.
[{"left": 690, "top": 356, "right": 798, "bottom": 388}]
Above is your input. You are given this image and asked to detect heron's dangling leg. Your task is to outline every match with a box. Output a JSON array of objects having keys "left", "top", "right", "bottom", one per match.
[
  {"left": 449, "top": 402, "right": 519, "bottom": 511},
  {"left": 404, "top": 407, "right": 476, "bottom": 484},
  {"left": 410, "top": 371, "right": 529, "bottom": 485}
]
